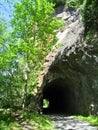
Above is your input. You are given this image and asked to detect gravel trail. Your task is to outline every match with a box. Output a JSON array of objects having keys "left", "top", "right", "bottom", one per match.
[{"left": 50, "top": 115, "right": 98, "bottom": 130}]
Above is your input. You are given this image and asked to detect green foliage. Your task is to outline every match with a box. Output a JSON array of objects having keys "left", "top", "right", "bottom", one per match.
[
  {"left": 66, "top": 0, "right": 98, "bottom": 41},
  {"left": 43, "top": 99, "right": 49, "bottom": 108},
  {"left": 12, "top": 0, "right": 61, "bottom": 43},
  {"left": 76, "top": 115, "right": 98, "bottom": 127},
  {"left": 66, "top": 0, "right": 84, "bottom": 8},
  {"left": 49, "top": 0, "right": 65, "bottom": 5},
  {"left": 83, "top": 0, "right": 98, "bottom": 34},
  {"left": 0, "top": 110, "right": 54, "bottom": 130},
  {"left": 11, "top": 0, "right": 63, "bottom": 62},
  {"left": 21, "top": 111, "right": 54, "bottom": 130},
  {"left": 0, "top": 0, "right": 63, "bottom": 110},
  {"left": 0, "top": 24, "right": 25, "bottom": 108}
]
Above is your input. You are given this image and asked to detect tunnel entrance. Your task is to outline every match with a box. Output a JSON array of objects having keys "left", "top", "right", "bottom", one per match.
[{"left": 43, "top": 78, "right": 76, "bottom": 115}]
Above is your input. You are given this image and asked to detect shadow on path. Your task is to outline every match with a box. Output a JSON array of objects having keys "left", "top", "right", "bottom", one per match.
[{"left": 50, "top": 115, "right": 98, "bottom": 130}]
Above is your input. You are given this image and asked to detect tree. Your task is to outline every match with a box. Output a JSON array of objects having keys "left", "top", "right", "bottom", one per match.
[
  {"left": 11, "top": 0, "right": 63, "bottom": 109},
  {"left": 0, "top": 20, "right": 24, "bottom": 109}
]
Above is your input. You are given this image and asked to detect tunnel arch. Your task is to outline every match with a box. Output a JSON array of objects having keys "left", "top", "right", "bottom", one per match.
[{"left": 42, "top": 78, "right": 77, "bottom": 115}]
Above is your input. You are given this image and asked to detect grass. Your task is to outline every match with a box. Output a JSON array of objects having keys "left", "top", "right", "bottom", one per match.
[
  {"left": 76, "top": 115, "right": 98, "bottom": 127},
  {"left": 0, "top": 109, "right": 54, "bottom": 130},
  {"left": 1, "top": 109, "right": 98, "bottom": 130}
]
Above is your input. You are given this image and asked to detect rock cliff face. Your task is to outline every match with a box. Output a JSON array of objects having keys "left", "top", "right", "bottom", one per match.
[{"left": 36, "top": 5, "right": 98, "bottom": 115}]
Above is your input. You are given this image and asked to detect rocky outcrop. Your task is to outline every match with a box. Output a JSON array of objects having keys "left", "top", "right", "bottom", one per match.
[{"left": 36, "top": 5, "right": 98, "bottom": 115}]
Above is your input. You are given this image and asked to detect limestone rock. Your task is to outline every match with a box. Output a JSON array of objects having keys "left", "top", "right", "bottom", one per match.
[{"left": 36, "top": 5, "right": 98, "bottom": 115}]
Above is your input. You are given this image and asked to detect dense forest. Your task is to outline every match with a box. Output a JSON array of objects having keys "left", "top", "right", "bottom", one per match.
[{"left": 0, "top": 0, "right": 98, "bottom": 129}]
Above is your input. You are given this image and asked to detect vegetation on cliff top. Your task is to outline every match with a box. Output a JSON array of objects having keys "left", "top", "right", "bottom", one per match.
[{"left": 66, "top": 0, "right": 98, "bottom": 40}]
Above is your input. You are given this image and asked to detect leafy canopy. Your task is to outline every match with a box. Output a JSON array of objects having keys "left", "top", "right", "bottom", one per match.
[{"left": 0, "top": 0, "right": 63, "bottom": 109}]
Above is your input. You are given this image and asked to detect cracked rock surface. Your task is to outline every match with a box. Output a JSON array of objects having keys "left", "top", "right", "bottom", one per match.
[{"left": 35, "top": 5, "right": 98, "bottom": 115}]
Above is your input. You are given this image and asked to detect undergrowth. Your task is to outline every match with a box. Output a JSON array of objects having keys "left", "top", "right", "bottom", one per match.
[
  {"left": 0, "top": 109, "right": 54, "bottom": 130},
  {"left": 76, "top": 115, "right": 98, "bottom": 127}
]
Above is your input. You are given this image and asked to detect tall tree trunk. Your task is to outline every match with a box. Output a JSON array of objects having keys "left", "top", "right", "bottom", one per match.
[
  {"left": 22, "top": 62, "right": 29, "bottom": 109},
  {"left": 22, "top": 78, "right": 28, "bottom": 109}
]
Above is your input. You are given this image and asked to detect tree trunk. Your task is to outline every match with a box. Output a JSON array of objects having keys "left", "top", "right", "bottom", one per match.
[
  {"left": 22, "top": 78, "right": 28, "bottom": 109},
  {"left": 22, "top": 62, "right": 29, "bottom": 109}
]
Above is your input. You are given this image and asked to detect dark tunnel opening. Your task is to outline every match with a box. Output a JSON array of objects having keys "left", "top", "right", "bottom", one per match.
[{"left": 43, "top": 78, "right": 76, "bottom": 115}]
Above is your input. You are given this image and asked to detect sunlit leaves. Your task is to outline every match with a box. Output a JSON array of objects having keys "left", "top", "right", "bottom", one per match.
[
  {"left": 0, "top": 0, "right": 63, "bottom": 109},
  {"left": 11, "top": 0, "right": 63, "bottom": 72}
]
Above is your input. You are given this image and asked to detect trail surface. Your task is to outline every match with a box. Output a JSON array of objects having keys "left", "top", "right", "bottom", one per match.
[{"left": 50, "top": 115, "right": 98, "bottom": 130}]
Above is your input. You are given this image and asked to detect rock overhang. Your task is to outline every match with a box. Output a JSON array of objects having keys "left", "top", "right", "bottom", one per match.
[{"left": 35, "top": 5, "right": 98, "bottom": 116}]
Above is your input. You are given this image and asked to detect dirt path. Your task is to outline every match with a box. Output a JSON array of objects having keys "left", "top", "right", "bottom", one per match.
[
  {"left": 50, "top": 115, "right": 98, "bottom": 130},
  {"left": 14, "top": 114, "right": 98, "bottom": 130}
]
